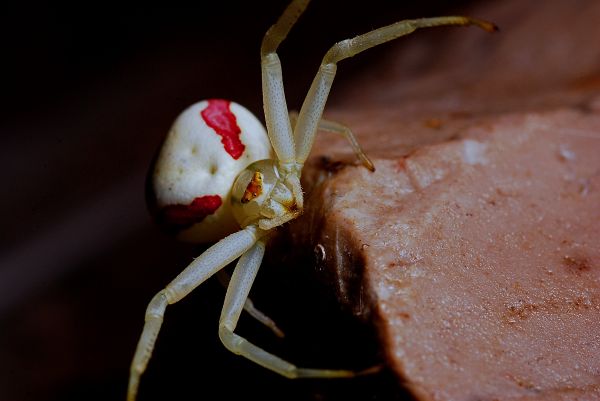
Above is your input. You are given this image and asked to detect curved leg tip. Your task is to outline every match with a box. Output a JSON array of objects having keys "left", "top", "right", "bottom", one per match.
[{"left": 355, "top": 364, "right": 385, "bottom": 376}]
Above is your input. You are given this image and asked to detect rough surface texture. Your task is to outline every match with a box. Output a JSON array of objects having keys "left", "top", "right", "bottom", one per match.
[{"left": 291, "top": 0, "right": 600, "bottom": 400}]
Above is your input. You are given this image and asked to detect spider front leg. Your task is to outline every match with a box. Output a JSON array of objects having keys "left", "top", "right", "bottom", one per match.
[
  {"left": 293, "top": 16, "right": 497, "bottom": 165},
  {"left": 127, "top": 225, "right": 267, "bottom": 401},
  {"left": 219, "top": 238, "right": 359, "bottom": 378},
  {"left": 260, "top": 0, "right": 314, "bottom": 213},
  {"left": 260, "top": 0, "right": 309, "bottom": 166}
]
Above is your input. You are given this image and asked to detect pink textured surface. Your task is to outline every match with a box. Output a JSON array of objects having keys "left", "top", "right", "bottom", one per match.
[
  {"left": 291, "top": 0, "right": 600, "bottom": 399},
  {"left": 299, "top": 109, "right": 600, "bottom": 400}
]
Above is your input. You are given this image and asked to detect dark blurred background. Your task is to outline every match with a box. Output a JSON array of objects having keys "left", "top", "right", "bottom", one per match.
[{"left": 1, "top": 1, "right": 475, "bottom": 400}]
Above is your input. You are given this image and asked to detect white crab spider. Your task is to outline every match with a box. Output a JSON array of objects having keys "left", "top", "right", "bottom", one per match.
[{"left": 128, "top": 1, "right": 496, "bottom": 399}]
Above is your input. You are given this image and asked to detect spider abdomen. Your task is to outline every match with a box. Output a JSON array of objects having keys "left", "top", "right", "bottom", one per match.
[{"left": 149, "top": 99, "right": 274, "bottom": 242}]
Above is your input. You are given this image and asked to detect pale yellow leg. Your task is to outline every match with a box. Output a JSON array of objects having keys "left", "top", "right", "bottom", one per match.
[
  {"left": 219, "top": 239, "right": 366, "bottom": 378},
  {"left": 217, "top": 270, "right": 285, "bottom": 338},
  {"left": 260, "top": 0, "right": 310, "bottom": 164},
  {"left": 290, "top": 111, "right": 375, "bottom": 171},
  {"left": 293, "top": 16, "right": 497, "bottom": 165},
  {"left": 127, "top": 226, "right": 265, "bottom": 401}
]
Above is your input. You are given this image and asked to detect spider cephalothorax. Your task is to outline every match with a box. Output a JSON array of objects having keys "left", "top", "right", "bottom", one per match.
[
  {"left": 128, "top": 1, "right": 496, "bottom": 400},
  {"left": 231, "top": 159, "right": 301, "bottom": 229}
]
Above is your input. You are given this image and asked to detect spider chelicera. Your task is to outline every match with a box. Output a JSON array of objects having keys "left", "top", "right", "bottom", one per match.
[{"left": 127, "top": 1, "right": 496, "bottom": 399}]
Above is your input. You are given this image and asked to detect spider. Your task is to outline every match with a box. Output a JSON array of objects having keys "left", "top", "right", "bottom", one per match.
[{"left": 127, "top": 1, "right": 496, "bottom": 399}]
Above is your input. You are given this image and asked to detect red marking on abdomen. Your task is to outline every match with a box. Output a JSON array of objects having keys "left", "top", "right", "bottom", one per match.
[
  {"left": 201, "top": 99, "right": 245, "bottom": 160},
  {"left": 161, "top": 195, "right": 222, "bottom": 227}
]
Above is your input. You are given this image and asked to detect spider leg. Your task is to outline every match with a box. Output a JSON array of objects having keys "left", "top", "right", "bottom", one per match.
[
  {"left": 260, "top": 0, "right": 310, "bottom": 164},
  {"left": 217, "top": 270, "right": 285, "bottom": 338},
  {"left": 219, "top": 239, "right": 363, "bottom": 378},
  {"left": 127, "top": 225, "right": 266, "bottom": 401},
  {"left": 290, "top": 111, "right": 375, "bottom": 172},
  {"left": 293, "top": 16, "right": 496, "bottom": 165},
  {"left": 315, "top": 118, "right": 376, "bottom": 171},
  {"left": 242, "top": 296, "right": 285, "bottom": 338}
]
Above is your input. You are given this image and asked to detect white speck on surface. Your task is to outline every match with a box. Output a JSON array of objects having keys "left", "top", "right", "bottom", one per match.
[
  {"left": 462, "top": 140, "right": 488, "bottom": 165},
  {"left": 378, "top": 282, "right": 392, "bottom": 300},
  {"left": 314, "top": 243, "right": 326, "bottom": 262},
  {"left": 558, "top": 144, "right": 576, "bottom": 161}
]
